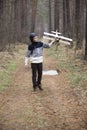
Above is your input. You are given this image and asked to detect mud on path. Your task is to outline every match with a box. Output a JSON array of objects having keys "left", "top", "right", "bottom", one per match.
[{"left": 0, "top": 49, "right": 87, "bottom": 130}]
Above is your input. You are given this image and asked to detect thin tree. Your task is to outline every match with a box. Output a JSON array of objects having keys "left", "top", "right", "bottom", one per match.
[{"left": 85, "top": 0, "right": 87, "bottom": 59}]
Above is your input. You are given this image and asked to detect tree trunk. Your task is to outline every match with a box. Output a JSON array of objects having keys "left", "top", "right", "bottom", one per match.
[
  {"left": 85, "top": 0, "right": 87, "bottom": 59},
  {"left": 31, "top": 0, "right": 38, "bottom": 32}
]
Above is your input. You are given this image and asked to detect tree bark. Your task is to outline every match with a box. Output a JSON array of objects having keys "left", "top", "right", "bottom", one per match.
[{"left": 85, "top": 0, "right": 87, "bottom": 59}]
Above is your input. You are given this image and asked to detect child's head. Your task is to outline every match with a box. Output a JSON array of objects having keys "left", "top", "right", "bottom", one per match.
[{"left": 29, "top": 33, "right": 38, "bottom": 43}]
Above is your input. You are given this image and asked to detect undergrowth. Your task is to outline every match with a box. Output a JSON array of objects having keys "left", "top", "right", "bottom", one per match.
[
  {"left": 0, "top": 43, "right": 27, "bottom": 91},
  {"left": 45, "top": 44, "right": 87, "bottom": 90}
]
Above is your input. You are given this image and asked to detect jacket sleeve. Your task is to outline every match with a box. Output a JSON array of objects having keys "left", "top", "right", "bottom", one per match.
[
  {"left": 26, "top": 50, "right": 31, "bottom": 57},
  {"left": 25, "top": 49, "right": 31, "bottom": 65},
  {"left": 43, "top": 43, "right": 50, "bottom": 48}
]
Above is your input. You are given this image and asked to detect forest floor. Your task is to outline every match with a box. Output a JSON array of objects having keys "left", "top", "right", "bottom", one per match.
[{"left": 0, "top": 44, "right": 87, "bottom": 130}]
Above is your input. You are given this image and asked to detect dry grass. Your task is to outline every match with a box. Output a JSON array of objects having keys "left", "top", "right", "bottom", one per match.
[{"left": 0, "top": 43, "right": 87, "bottom": 130}]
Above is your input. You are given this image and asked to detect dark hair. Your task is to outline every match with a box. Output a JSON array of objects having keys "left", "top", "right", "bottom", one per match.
[{"left": 29, "top": 33, "right": 38, "bottom": 42}]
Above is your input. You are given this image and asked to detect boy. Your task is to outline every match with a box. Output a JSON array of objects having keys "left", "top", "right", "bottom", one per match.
[{"left": 25, "top": 33, "right": 55, "bottom": 91}]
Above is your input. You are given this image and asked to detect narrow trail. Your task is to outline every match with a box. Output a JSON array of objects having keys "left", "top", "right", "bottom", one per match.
[{"left": 0, "top": 52, "right": 87, "bottom": 130}]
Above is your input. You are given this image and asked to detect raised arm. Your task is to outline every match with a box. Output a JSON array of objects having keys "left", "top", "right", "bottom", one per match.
[
  {"left": 43, "top": 39, "right": 55, "bottom": 48},
  {"left": 48, "top": 39, "right": 55, "bottom": 47}
]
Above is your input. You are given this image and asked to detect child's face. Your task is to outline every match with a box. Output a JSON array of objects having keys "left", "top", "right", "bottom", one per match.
[{"left": 33, "top": 36, "right": 39, "bottom": 42}]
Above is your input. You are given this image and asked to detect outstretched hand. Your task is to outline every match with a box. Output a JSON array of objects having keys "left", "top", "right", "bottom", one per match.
[
  {"left": 49, "top": 39, "right": 56, "bottom": 47},
  {"left": 55, "top": 38, "right": 59, "bottom": 42}
]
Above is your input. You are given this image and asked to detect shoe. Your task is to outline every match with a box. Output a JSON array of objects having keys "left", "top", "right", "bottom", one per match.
[
  {"left": 33, "top": 88, "right": 37, "bottom": 91},
  {"left": 38, "top": 84, "right": 43, "bottom": 91},
  {"left": 39, "top": 87, "right": 43, "bottom": 91},
  {"left": 33, "top": 85, "right": 37, "bottom": 91}
]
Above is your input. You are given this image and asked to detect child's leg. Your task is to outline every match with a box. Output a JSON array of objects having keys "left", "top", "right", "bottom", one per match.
[
  {"left": 31, "top": 63, "right": 37, "bottom": 90},
  {"left": 37, "top": 63, "right": 43, "bottom": 90}
]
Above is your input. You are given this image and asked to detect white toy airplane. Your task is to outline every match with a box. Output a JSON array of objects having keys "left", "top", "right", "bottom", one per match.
[{"left": 43, "top": 30, "right": 72, "bottom": 45}]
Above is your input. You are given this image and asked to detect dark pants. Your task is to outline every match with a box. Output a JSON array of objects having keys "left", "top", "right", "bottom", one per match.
[{"left": 31, "top": 63, "right": 43, "bottom": 89}]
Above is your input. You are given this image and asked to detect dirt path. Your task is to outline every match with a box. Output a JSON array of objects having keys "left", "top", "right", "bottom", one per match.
[{"left": 0, "top": 52, "right": 87, "bottom": 130}]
